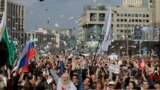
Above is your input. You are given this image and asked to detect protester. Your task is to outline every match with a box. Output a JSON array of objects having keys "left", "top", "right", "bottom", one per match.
[{"left": 0, "top": 49, "right": 160, "bottom": 90}]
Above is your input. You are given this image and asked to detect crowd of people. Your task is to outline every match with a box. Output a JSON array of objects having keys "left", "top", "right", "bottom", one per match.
[{"left": 0, "top": 51, "right": 160, "bottom": 90}]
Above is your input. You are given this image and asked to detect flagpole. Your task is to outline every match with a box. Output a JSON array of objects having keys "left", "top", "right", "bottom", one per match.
[
  {"left": 93, "top": 35, "right": 103, "bottom": 61},
  {"left": 92, "top": 7, "right": 117, "bottom": 61}
]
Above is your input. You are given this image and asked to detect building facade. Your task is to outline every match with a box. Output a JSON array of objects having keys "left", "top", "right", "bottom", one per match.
[
  {"left": 7, "top": 1, "right": 25, "bottom": 44},
  {"left": 33, "top": 28, "right": 56, "bottom": 47},
  {"left": 150, "top": 0, "right": 160, "bottom": 26},
  {"left": 54, "top": 29, "right": 73, "bottom": 49},
  {"left": 78, "top": 5, "right": 105, "bottom": 42},
  {"left": 112, "top": 6, "right": 152, "bottom": 40},
  {"left": 78, "top": 5, "right": 152, "bottom": 42},
  {"left": 0, "top": 0, "right": 6, "bottom": 21},
  {"left": 0, "top": 0, "right": 5, "bottom": 12}
]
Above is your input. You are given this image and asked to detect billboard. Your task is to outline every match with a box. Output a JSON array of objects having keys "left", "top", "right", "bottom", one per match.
[{"left": 134, "top": 27, "right": 143, "bottom": 40}]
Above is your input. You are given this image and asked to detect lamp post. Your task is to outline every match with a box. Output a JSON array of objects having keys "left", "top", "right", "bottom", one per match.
[
  {"left": 139, "top": 40, "right": 142, "bottom": 57},
  {"left": 126, "top": 19, "right": 130, "bottom": 58},
  {"left": 126, "top": 35, "right": 129, "bottom": 57}
]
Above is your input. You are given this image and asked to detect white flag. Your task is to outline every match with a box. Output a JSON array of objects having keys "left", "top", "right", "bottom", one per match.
[
  {"left": 101, "top": 7, "right": 112, "bottom": 35},
  {"left": 99, "top": 7, "right": 112, "bottom": 52}
]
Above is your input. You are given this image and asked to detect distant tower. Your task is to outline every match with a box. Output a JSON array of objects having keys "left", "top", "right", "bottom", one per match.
[{"left": 123, "top": 0, "right": 143, "bottom": 7}]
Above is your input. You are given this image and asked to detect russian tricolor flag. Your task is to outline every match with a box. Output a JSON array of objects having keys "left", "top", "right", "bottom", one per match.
[{"left": 14, "top": 39, "right": 36, "bottom": 75}]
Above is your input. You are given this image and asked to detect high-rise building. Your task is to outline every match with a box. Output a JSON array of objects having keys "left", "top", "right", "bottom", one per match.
[
  {"left": 123, "top": 0, "right": 143, "bottom": 7},
  {"left": 150, "top": 0, "right": 160, "bottom": 26},
  {"left": 0, "top": 0, "right": 25, "bottom": 44},
  {"left": 7, "top": 1, "right": 25, "bottom": 44},
  {"left": 78, "top": 5, "right": 152, "bottom": 41}
]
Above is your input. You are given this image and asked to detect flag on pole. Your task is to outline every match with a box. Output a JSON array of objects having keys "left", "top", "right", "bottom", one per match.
[
  {"left": 2, "top": 27, "right": 17, "bottom": 67},
  {"left": 14, "top": 38, "right": 36, "bottom": 75},
  {"left": 0, "top": 13, "right": 17, "bottom": 67},
  {"left": 0, "top": 13, "right": 8, "bottom": 66},
  {"left": 101, "top": 7, "right": 112, "bottom": 35},
  {"left": 99, "top": 7, "right": 112, "bottom": 53}
]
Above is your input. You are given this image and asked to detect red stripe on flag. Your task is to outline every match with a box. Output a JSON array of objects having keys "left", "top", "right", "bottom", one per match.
[
  {"left": 28, "top": 48, "right": 36, "bottom": 60},
  {"left": 19, "top": 65, "right": 28, "bottom": 76}
]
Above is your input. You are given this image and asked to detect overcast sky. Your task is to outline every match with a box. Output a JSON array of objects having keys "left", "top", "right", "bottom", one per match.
[{"left": 10, "top": 0, "right": 122, "bottom": 34}]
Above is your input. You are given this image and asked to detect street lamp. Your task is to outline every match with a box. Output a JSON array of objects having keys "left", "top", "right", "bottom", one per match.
[{"left": 126, "top": 19, "right": 130, "bottom": 58}]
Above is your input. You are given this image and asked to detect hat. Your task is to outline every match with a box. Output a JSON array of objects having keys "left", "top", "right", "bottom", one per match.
[{"left": 108, "top": 81, "right": 115, "bottom": 85}]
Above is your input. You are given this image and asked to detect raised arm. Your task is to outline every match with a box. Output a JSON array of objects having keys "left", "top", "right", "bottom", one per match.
[
  {"left": 50, "top": 68, "right": 59, "bottom": 84},
  {"left": 49, "top": 59, "right": 59, "bottom": 84}
]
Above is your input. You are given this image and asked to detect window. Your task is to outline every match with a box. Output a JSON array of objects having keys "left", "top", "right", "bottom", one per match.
[
  {"left": 146, "top": 14, "right": 149, "bottom": 17},
  {"left": 139, "top": 19, "right": 142, "bottom": 22},
  {"left": 111, "top": 24, "right": 113, "bottom": 27},
  {"left": 128, "top": 14, "right": 131, "bottom": 17},
  {"left": 136, "top": 19, "right": 138, "bottom": 22},
  {"left": 132, "top": 14, "right": 134, "bottom": 17},
  {"left": 99, "top": 13, "right": 105, "bottom": 21},
  {"left": 135, "top": 14, "right": 138, "bottom": 17},
  {"left": 143, "top": 19, "right": 145, "bottom": 22},
  {"left": 132, "top": 19, "right": 134, "bottom": 22},
  {"left": 90, "top": 13, "right": 97, "bottom": 21},
  {"left": 121, "top": 13, "right": 123, "bottom": 17},
  {"left": 143, "top": 14, "right": 145, "bottom": 17},
  {"left": 124, "top": 13, "right": 127, "bottom": 17},
  {"left": 121, "top": 19, "right": 123, "bottom": 22},
  {"left": 117, "top": 24, "right": 120, "bottom": 27},
  {"left": 117, "top": 13, "right": 119, "bottom": 16},
  {"left": 117, "top": 19, "right": 119, "bottom": 22},
  {"left": 139, "top": 14, "right": 142, "bottom": 17},
  {"left": 121, "top": 30, "right": 123, "bottom": 32},
  {"left": 150, "top": 0, "right": 152, "bottom": 3},
  {"left": 146, "top": 20, "right": 149, "bottom": 22},
  {"left": 128, "top": 35, "right": 131, "bottom": 38}
]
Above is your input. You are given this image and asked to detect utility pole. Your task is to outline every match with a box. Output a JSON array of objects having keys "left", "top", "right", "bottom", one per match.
[{"left": 126, "top": 19, "right": 130, "bottom": 58}]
